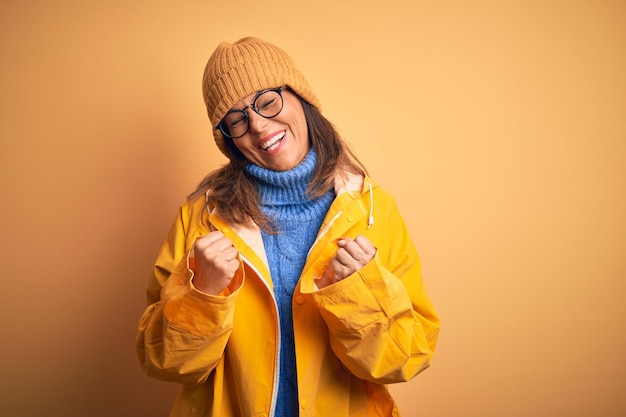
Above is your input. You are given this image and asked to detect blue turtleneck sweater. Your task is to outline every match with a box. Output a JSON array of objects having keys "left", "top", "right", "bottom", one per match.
[{"left": 244, "top": 149, "right": 335, "bottom": 417}]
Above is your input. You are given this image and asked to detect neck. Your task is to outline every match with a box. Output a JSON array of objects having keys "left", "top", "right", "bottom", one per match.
[{"left": 244, "top": 148, "right": 317, "bottom": 206}]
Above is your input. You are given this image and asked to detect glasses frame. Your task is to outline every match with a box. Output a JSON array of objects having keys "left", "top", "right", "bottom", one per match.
[{"left": 216, "top": 86, "right": 286, "bottom": 139}]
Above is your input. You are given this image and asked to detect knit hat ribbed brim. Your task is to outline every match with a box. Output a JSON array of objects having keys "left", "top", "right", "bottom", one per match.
[{"left": 202, "top": 37, "right": 321, "bottom": 157}]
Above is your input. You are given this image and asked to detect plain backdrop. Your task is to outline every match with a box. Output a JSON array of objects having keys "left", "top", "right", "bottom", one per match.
[{"left": 1, "top": 1, "right": 624, "bottom": 416}]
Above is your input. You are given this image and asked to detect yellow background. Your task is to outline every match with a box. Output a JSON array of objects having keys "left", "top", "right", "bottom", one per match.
[{"left": 1, "top": 1, "right": 624, "bottom": 416}]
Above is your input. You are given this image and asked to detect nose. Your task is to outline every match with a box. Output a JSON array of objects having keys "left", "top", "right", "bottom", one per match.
[{"left": 246, "top": 109, "right": 269, "bottom": 134}]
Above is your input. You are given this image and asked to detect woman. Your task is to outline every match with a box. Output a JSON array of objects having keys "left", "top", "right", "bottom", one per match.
[{"left": 136, "top": 36, "right": 440, "bottom": 417}]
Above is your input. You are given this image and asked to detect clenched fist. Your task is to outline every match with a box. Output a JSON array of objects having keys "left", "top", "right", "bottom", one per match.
[
  {"left": 192, "top": 231, "right": 240, "bottom": 295},
  {"left": 318, "top": 235, "right": 377, "bottom": 289}
]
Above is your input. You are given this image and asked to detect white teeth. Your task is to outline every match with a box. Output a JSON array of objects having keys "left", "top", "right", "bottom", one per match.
[{"left": 261, "top": 132, "right": 285, "bottom": 150}]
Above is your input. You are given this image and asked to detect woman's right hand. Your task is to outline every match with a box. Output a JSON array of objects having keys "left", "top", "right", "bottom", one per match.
[{"left": 192, "top": 231, "right": 240, "bottom": 295}]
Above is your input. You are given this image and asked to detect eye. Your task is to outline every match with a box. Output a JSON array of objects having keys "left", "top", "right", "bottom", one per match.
[
  {"left": 224, "top": 111, "right": 246, "bottom": 128},
  {"left": 258, "top": 97, "right": 277, "bottom": 110},
  {"left": 229, "top": 116, "right": 245, "bottom": 128}
]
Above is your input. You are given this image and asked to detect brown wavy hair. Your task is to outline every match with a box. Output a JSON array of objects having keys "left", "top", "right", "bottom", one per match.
[{"left": 188, "top": 96, "right": 367, "bottom": 231}]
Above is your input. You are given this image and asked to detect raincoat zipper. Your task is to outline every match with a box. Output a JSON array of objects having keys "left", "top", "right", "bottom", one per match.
[
  {"left": 306, "top": 210, "right": 343, "bottom": 261},
  {"left": 305, "top": 179, "right": 375, "bottom": 261},
  {"left": 240, "top": 254, "right": 281, "bottom": 417}
]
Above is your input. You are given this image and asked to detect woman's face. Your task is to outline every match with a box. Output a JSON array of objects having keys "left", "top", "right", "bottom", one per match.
[{"left": 228, "top": 88, "right": 310, "bottom": 171}]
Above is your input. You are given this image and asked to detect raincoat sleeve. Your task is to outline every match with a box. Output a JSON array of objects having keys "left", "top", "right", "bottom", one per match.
[
  {"left": 311, "top": 194, "right": 440, "bottom": 384},
  {"left": 135, "top": 203, "right": 243, "bottom": 385}
]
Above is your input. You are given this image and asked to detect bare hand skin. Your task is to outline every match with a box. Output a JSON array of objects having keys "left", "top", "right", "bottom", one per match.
[
  {"left": 192, "top": 231, "right": 240, "bottom": 295},
  {"left": 317, "top": 235, "right": 377, "bottom": 288}
]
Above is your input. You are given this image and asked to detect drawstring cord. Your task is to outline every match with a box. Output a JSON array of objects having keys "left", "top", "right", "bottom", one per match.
[{"left": 202, "top": 190, "right": 216, "bottom": 232}]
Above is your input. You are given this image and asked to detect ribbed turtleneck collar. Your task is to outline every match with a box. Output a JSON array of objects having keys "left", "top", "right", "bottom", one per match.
[{"left": 244, "top": 148, "right": 317, "bottom": 206}]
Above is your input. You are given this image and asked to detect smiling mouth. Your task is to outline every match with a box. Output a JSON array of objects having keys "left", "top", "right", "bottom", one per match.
[{"left": 260, "top": 131, "right": 285, "bottom": 151}]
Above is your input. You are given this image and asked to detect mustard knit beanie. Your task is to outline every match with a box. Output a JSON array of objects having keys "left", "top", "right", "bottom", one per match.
[{"left": 202, "top": 36, "right": 321, "bottom": 157}]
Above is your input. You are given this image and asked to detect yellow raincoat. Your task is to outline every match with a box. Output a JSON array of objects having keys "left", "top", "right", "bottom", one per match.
[{"left": 136, "top": 172, "right": 440, "bottom": 417}]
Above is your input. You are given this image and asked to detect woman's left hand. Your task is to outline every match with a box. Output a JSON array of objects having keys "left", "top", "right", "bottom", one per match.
[{"left": 323, "top": 235, "right": 376, "bottom": 286}]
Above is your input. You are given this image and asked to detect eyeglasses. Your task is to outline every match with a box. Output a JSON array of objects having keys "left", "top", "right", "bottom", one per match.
[{"left": 216, "top": 86, "right": 285, "bottom": 139}]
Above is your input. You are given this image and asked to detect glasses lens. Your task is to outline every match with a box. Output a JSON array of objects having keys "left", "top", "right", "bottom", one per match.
[
  {"left": 221, "top": 110, "right": 248, "bottom": 138},
  {"left": 254, "top": 89, "right": 283, "bottom": 118}
]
